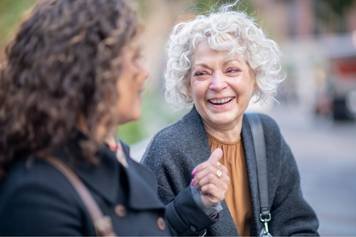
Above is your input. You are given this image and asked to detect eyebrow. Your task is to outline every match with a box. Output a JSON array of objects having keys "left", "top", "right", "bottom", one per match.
[
  {"left": 192, "top": 63, "right": 212, "bottom": 69},
  {"left": 193, "top": 58, "right": 242, "bottom": 68},
  {"left": 223, "top": 57, "right": 242, "bottom": 64}
]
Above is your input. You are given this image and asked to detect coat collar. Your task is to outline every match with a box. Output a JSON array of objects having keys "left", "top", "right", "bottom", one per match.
[
  {"left": 181, "top": 107, "right": 261, "bottom": 234},
  {"left": 54, "top": 132, "right": 164, "bottom": 210}
]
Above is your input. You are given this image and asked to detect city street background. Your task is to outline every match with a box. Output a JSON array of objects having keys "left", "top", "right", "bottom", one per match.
[{"left": 270, "top": 105, "right": 356, "bottom": 235}]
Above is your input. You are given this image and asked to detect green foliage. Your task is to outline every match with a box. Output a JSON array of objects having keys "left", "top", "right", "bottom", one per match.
[
  {"left": 117, "top": 120, "right": 145, "bottom": 144},
  {"left": 117, "top": 89, "right": 185, "bottom": 144},
  {"left": 0, "top": 0, "right": 36, "bottom": 49}
]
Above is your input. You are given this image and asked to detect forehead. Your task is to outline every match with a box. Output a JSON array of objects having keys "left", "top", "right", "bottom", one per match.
[{"left": 192, "top": 41, "right": 242, "bottom": 65}]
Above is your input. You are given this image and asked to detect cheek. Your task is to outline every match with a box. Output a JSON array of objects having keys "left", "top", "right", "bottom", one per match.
[{"left": 190, "top": 80, "right": 207, "bottom": 100}]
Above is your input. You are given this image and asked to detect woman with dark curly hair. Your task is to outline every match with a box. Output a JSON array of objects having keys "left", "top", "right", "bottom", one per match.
[{"left": 0, "top": 0, "right": 225, "bottom": 235}]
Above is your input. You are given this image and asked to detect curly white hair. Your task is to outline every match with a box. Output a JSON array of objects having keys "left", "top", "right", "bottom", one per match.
[{"left": 165, "top": 7, "right": 285, "bottom": 107}]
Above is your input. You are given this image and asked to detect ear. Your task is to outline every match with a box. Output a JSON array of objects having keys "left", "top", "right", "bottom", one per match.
[{"left": 250, "top": 69, "right": 258, "bottom": 95}]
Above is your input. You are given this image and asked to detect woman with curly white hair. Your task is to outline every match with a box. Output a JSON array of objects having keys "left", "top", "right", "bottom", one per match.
[{"left": 143, "top": 4, "right": 319, "bottom": 236}]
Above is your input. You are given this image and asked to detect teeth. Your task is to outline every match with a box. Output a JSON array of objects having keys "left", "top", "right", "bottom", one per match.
[{"left": 209, "top": 97, "right": 233, "bottom": 105}]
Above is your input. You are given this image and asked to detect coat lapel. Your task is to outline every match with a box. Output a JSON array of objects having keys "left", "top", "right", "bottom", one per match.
[
  {"left": 75, "top": 144, "right": 164, "bottom": 210},
  {"left": 181, "top": 107, "right": 211, "bottom": 167},
  {"left": 124, "top": 150, "right": 165, "bottom": 209},
  {"left": 62, "top": 136, "right": 164, "bottom": 211},
  {"left": 183, "top": 107, "right": 238, "bottom": 235},
  {"left": 73, "top": 145, "right": 120, "bottom": 205}
]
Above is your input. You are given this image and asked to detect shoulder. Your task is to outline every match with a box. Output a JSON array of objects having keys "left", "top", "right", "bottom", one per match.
[
  {"left": 143, "top": 109, "right": 203, "bottom": 166},
  {"left": 246, "top": 112, "right": 283, "bottom": 145},
  {"left": 147, "top": 108, "right": 204, "bottom": 152},
  {"left": 0, "top": 159, "right": 84, "bottom": 235},
  {"left": 142, "top": 122, "right": 182, "bottom": 171},
  {"left": 0, "top": 159, "right": 79, "bottom": 205},
  {"left": 144, "top": 117, "right": 188, "bottom": 159},
  {"left": 251, "top": 113, "right": 298, "bottom": 177},
  {"left": 153, "top": 117, "right": 190, "bottom": 146},
  {"left": 256, "top": 113, "right": 281, "bottom": 134},
  {"left": 245, "top": 112, "right": 293, "bottom": 166}
]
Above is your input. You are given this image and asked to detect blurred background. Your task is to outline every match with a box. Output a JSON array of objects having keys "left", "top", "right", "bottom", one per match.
[{"left": 1, "top": 0, "right": 355, "bottom": 235}]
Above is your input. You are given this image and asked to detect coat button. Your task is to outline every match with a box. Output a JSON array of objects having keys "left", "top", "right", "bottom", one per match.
[
  {"left": 156, "top": 217, "right": 166, "bottom": 231},
  {"left": 114, "top": 204, "right": 126, "bottom": 217}
]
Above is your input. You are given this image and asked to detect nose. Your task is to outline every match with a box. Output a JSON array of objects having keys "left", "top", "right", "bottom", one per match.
[{"left": 209, "top": 72, "right": 227, "bottom": 91}]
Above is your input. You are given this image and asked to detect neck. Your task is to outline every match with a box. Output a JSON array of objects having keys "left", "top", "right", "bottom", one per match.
[{"left": 203, "top": 117, "right": 243, "bottom": 143}]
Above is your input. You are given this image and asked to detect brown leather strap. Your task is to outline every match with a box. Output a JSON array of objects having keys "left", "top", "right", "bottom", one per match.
[{"left": 46, "top": 156, "right": 116, "bottom": 236}]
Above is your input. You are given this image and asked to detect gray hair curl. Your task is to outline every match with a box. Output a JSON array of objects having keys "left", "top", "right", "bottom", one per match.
[{"left": 165, "top": 5, "right": 285, "bottom": 107}]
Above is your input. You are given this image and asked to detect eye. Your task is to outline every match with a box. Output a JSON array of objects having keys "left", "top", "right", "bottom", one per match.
[
  {"left": 225, "top": 67, "right": 241, "bottom": 74},
  {"left": 193, "top": 71, "right": 209, "bottom": 77}
]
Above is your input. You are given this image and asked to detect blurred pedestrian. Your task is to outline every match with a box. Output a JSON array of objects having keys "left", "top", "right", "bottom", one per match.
[
  {"left": 0, "top": 0, "right": 226, "bottom": 235},
  {"left": 143, "top": 2, "right": 319, "bottom": 236}
]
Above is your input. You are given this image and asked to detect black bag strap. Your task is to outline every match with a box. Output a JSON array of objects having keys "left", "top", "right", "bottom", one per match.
[
  {"left": 246, "top": 113, "right": 272, "bottom": 236},
  {"left": 46, "top": 156, "right": 117, "bottom": 236}
]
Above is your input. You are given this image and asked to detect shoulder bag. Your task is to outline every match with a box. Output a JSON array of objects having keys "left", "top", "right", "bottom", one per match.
[{"left": 247, "top": 113, "right": 273, "bottom": 237}]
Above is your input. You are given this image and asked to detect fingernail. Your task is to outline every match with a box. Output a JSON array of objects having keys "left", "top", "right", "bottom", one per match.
[{"left": 192, "top": 168, "right": 196, "bottom": 175}]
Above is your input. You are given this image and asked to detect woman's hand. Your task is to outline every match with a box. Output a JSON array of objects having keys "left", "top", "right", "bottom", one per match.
[{"left": 191, "top": 148, "right": 230, "bottom": 207}]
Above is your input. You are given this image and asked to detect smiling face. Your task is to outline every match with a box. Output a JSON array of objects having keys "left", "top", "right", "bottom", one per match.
[
  {"left": 116, "top": 39, "right": 149, "bottom": 125},
  {"left": 189, "top": 41, "right": 256, "bottom": 131}
]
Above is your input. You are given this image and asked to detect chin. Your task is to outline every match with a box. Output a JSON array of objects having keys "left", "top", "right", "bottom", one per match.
[
  {"left": 130, "top": 111, "right": 141, "bottom": 121},
  {"left": 118, "top": 112, "right": 141, "bottom": 125},
  {"left": 209, "top": 112, "right": 242, "bottom": 125}
]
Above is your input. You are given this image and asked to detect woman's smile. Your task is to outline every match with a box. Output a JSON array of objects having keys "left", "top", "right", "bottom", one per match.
[{"left": 207, "top": 96, "right": 236, "bottom": 112}]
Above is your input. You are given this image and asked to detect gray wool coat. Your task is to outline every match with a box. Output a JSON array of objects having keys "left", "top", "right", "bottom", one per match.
[{"left": 143, "top": 107, "right": 319, "bottom": 236}]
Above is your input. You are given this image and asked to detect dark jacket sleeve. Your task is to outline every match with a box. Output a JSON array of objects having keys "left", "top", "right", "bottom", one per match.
[
  {"left": 143, "top": 136, "right": 216, "bottom": 236},
  {"left": 261, "top": 114, "right": 319, "bottom": 236},
  {"left": 0, "top": 168, "right": 93, "bottom": 236},
  {"left": 270, "top": 138, "right": 319, "bottom": 236}
]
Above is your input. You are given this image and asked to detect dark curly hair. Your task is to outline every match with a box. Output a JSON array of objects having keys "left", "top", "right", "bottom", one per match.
[{"left": 0, "top": 0, "right": 138, "bottom": 178}]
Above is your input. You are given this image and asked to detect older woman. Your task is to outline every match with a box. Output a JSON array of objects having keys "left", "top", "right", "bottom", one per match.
[
  {"left": 0, "top": 0, "right": 228, "bottom": 236},
  {"left": 143, "top": 5, "right": 319, "bottom": 236}
]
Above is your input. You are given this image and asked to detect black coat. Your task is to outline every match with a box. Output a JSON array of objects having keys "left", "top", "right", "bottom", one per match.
[
  {"left": 143, "top": 108, "right": 319, "bottom": 236},
  {"left": 0, "top": 132, "right": 214, "bottom": 236}
]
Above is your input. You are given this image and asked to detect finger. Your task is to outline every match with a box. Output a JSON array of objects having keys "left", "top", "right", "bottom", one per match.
[
  {"left": 192, "top": 148, "right": 223, "bottom": 176},
  {"left": 200, "top": 184, "right": 225, "bottom": 202},
  {"left": 195, "top": 161, "right": 229, "bottom": 182},
  {"left": 208, "top": 148, "right": 223, "bottom": 164},
  {"left": 193, "top": 167, "right": 230, "bottom": 189},
  {"left": 197, "top": 171, "right": 230, "bottom": 189},
  {"left": 191, "top": 162, "right": 210, "bottom": 176},
  {"left": 192, "top": 162, "right": 223, "bottom": 183},
  {"left": 201, "top": 182, "right": 227, "bottom": 200},
  {"left": 191, "top": 165, "right": 213, "bottom": 186},
  {"left": 215, "top": 163, "right": 229, "bottom": 177}
]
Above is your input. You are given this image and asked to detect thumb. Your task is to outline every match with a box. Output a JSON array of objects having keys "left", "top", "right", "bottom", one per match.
[{"left": 208, "top": 148, "right": 223, "bottom": 164}]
